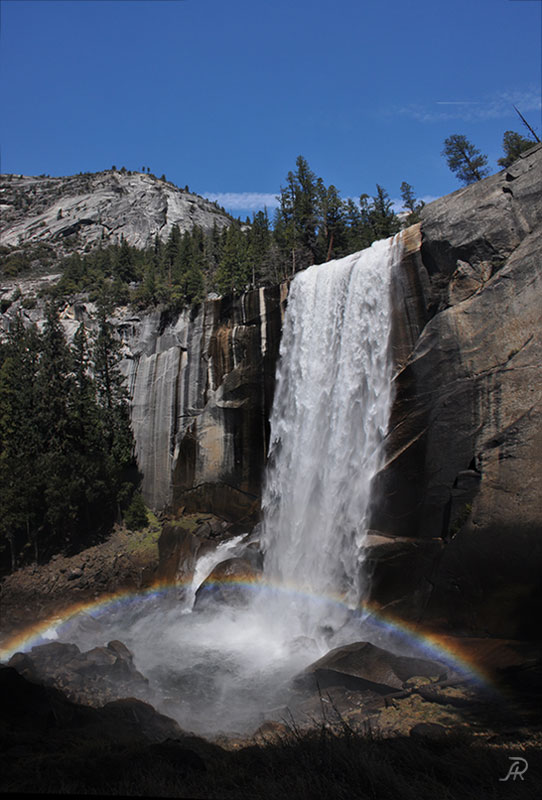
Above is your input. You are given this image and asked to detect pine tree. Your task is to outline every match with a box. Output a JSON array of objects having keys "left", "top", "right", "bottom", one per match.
[
  {"left": 0, "top": 306, "right": 141, "bottom": 570},
  {"left": 317, "top": 182, "right": 348, "bottom": 261},
  {"left": 442, "top": 135, "right": 489, "bottom": 184},
  {"left": 400, "top": 182, "right": 425, "bottom": 224},
  {"left": 115, "top": 238, "right": 138, "bottom": 283},
  {"left": 343, "top": 198, "right": 370, "bottom": 253},
  {"left": 0, "top": 320, "right": 42, "bottom": 568},
  {"left": 69, "top": 323, "right": 111, "bottom": 542},
  {"left": 93, "top": 303, "right": 137, "bottom": 522},
  {"left": 184, "top": 228, "right": 206, "bottom": 304},
  {"left": 497, "top": 130, "right": 536, "bottom": 168},
  {"left": 165, "top": 224, "right": 182, "bottom": 283},
  {"left": 400, "top": 182, "right": 416, "bottom": 212},
  {"left": 124, "top": 491, "right": 148, "bottom": 530},
  {"left": 203, "top": 222, "right": 225, "bottom": 279},
  {"left": 37, "top": 304, "right": 78, "bottom": 555},
  {"left": 215, "top": 225, "right": 251, "bottom": 295},
  {"left": 367, "top": 185, "right": 400, "bottom": 240},
  {"left": 247, "top": 210, "right": 272, "bottom": 284},
  {"left": 276, "top": 155, "right": 320, "bottom": 273}
]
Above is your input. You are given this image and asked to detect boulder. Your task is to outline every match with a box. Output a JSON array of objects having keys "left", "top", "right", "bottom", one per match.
[
  {"left": 67, "top": 567, "right": 83, "bottom": 581},
  {"left": 10, "top": 641, "right": 81, "bottom": 673},
  {"left": 409, "top": 722, "right": 450, "bottom": 742},
  {"left": 298, "top": 641, "right": 446, "bottom": 693},
  {"left": 157, "top": 522, "right": 206, "bottom": 584},
  {"left": 0, "top": 664, "right": 188, "bottom": 743},
  {"left": 8, "top": 639, "right": 149, "bottom": 707},
  {"left": 0, "top": 664, "right": 222, "bottom": 794},
  {"left": 193, "top": 557, "right": 262, "bottom": 609}
]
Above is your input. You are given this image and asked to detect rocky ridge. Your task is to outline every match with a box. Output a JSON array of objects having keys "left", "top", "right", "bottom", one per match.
[{"left": 0, "top": 170, "right": 232, "bottom": 255}]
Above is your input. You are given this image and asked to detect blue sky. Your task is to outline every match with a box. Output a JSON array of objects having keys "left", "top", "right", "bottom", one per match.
[{"left": 1, "top": 0, "right": 540, "bottom": 218}]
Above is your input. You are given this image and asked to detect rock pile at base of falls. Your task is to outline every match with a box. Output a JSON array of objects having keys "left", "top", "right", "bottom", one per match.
[{"left": 7, "top": 639, "right": 151, "bottom": 708}]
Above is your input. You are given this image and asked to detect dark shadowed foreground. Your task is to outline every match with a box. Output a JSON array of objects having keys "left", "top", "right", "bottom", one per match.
[{"left": 1, "top": 663, "right": 542, "bottom": 799}]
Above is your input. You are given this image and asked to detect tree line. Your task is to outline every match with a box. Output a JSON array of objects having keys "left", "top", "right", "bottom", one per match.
[
  {"left": 44, "top": 156, "right": 422, "bottom": 309},
  {"left": 0, "top": 303, "right": 144, "bottom": 572},
  {"left": 45, "top": 125, "right": 538, "bottom": 308}
]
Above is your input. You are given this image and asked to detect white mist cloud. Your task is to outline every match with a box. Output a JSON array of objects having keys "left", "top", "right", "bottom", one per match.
[{"left": 203, "top": 192, "right": 280, "bottom": 211}]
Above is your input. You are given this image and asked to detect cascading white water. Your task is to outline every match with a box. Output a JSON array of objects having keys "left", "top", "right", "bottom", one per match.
[
  {"left": 261, "top": 237, "right": 397, "bottom": 627},
  {"left": 180, "top": 534, "right": 246, "bottom": 612},
  {"left": 6, "top": 237, "right": 401, "bottom": 736}
]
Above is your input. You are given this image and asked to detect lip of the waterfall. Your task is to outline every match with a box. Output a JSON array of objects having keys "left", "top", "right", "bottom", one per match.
[{"left": 0, "top": 579, "right": 496, "bottom": 693}]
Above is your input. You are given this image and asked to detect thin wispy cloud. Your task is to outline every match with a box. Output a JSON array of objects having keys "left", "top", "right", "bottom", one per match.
[
  {"left": 203, "top": 192, "right": 280, "bottom": 211},
  {"left": 390, "top": 88, "right": 541, "bottom": 123}
]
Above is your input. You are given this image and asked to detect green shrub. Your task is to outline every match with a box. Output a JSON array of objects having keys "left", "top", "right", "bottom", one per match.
[{"left": 124, "top": 492, "right": 149, "bottom": 531}]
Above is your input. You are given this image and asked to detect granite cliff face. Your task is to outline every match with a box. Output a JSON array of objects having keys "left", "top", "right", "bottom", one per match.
[
  {"left": 367, "top": 144, "right": 542, "bottom": 638},
  {"left": 0, "top": 171, "right": 231, "bottom": 255},
  {"left": 0, "top": 276, "right": 286, "bottom": 522},
  {"left": 120, "top": 285, "right": 287, "bottom": 517}
]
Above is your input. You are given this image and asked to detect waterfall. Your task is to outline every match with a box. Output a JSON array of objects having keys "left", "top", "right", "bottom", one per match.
[
  {"left": 12, "top": 237, "right": 401, "bottom": 736},
  {"left": 261, "top": 236, "right": 398, "bottom": 627}
]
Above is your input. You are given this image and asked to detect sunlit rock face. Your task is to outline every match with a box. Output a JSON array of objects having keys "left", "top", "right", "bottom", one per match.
[
  {"left": 0, "top": 170, "right": 232, "bottom": 253},
  {"left": 368, "top": 144, "right": 542, "bottom": 638},
  {"left": 121, "top": 284, "right": 288, "bottom": 515}
]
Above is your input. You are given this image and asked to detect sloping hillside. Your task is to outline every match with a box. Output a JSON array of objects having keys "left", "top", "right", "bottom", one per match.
[{"left": 0, "top": 169, "right": 232, "bottom": 257}]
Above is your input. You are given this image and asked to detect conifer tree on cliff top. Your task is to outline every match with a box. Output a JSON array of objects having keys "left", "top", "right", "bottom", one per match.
[
  {"left": 442, "top": 134, "right": 490, "bottom": 185},
  {"left": 498, "top": 130, "right": 537, "bottom": 168}
]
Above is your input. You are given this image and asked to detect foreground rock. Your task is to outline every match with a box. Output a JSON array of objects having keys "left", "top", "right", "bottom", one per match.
[
  {"left": 0, "top": 664, "right": 224, "bottom": 793},
  {"left": 0, "top": 664, "right": 181, "bottom": 741},
  {"left": 157, "top": 520, "right": 215, "bottom": 584},
  {"left": 298, "top": 641, "right": 446, "bottom": 693},
  {"left": 3, "top": 663, "right": 542, "bottom": 800},
  {"left": 7, "top": 639, "right": 151, "bottom": 707}
]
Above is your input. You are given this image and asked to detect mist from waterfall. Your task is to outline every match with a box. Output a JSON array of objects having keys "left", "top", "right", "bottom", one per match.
[{"left": 14, "top": 237, "right": 400, "bottom": 737}]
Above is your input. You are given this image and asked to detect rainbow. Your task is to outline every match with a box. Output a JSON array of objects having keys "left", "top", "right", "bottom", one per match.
[{"left": 0, "top": 576, "right": 497, "bottom": 691}]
